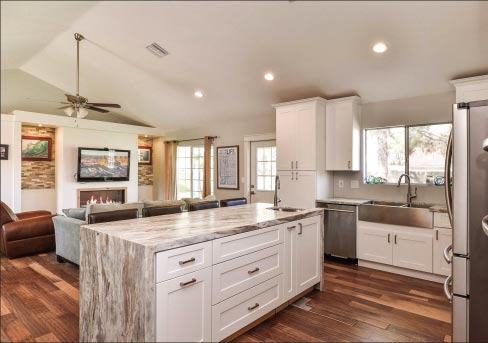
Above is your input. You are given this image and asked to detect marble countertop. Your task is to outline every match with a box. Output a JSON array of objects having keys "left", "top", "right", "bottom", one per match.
[
  {"left": 316, "top": 197, "right": 371, "bottom": 205},
  {"left": 429, "top": 205, "right": 448, "bottom": 213},
  {"left": 80, "top": 203, "right": 323, "bottom": 253}
]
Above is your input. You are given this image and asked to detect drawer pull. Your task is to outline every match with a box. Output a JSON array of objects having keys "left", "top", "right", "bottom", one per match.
[
  {"left": 180, "top": 278, "right": 197, "bottom": 287},
  {"left": 298, "top": 223, "right": 303, "bottom": 235},
  {"left": 248, "top": 303, "right": 260, "bottom": 311},
  {"left": 287, "top": 225, "right": 296, "bottom": 230},
  {"left": 248, "top": 267, "right": 260, "bottom": 275},
  {"left": 179, "top": 257, "right": 196, "bottom": 265}
]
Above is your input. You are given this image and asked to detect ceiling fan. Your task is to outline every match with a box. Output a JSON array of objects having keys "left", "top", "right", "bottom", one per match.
[{"left": 33, "top": 33, "right": 121, "bottom": 119}]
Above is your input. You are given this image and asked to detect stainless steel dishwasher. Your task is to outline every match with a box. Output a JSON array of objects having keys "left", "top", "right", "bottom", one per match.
[{"left": 316, "top": 202, "right": 358, "bottom": 260}]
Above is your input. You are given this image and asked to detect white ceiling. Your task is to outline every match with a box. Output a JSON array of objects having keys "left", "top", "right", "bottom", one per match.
[{"left": 2, "top": 1, "right": 488, "bottom": 131}]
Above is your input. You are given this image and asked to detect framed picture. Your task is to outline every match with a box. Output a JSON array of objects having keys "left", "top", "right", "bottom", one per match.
[
  {"left": 21, "top": 136, "right": 52, "bottom": 161},
  {"left": 138, "top": 146, "right": 152, "bottom": 165},
  {"left": 217, "top": 145, "right": 239, "bottom": 190},
  {"left": 0, "top": 144, "right": 8, "bottom": 160}
]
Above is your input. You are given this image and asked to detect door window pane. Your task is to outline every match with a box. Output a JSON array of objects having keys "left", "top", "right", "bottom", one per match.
[
  {"left": 256, "top": 147, "right": 277, "bottom": 191},
  {"left": 409, "top": 123, "right": 451, "bottom": 184}
]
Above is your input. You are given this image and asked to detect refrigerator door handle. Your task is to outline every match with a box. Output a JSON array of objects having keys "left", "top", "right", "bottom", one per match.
[
  {"left": 444, "top": 130, "right": 453, "bottom": 225},
  {"left": 483, "top": 214, "right": 488, "bottom": 237},
  {"left": 443, "top": 275, "right": 453, "bottom": 303},
  {"left": 444, "top": 244, "right": 453, "bottom": 264}
]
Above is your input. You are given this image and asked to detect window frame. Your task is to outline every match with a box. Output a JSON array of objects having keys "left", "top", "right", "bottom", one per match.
[
  {"left": 364, "top": 121, "right": 452, "bottom": 185},
  {"left": 254, "top": 146, "right": 277, "bottom": 192}
]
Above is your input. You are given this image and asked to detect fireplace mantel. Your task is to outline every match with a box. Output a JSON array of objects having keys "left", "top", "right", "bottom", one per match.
[{"left": 77, "top": 187, "right": 127, "bottom": 208}]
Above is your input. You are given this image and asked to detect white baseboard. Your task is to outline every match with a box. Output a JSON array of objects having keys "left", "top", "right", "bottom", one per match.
[{"left": 358, "top": 260, "right": 447, "bottom": 284}]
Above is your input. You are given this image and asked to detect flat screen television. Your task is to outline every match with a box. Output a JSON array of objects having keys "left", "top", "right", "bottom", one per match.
[{"left": 77, "top": 147, "right": 130, "bottom": 182}]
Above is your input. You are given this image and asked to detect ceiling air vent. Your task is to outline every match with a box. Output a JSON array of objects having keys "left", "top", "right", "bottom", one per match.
[{"left": 145, "top": 43, "right": 169, "bottom": 58}]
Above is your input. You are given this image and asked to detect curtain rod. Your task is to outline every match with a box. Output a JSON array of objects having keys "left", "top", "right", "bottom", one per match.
[{"left": 166, "top": 136, "right": 218, "bottom": 143}]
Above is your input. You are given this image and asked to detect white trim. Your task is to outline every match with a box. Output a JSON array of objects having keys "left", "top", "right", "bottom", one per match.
[
  {"left": 325, "top": 95, "right": 361, "bottom": 104},
  {"left": 11, "top": 110, "right": 162, "bottom": 136},
  {"left": 450, "top": 74, "right": 488, "bottom": 86},
  {"left": 243, "top": 133, "right": 276, "bottom": 142},
  {"left": 358, "top": 260, "right": 446, "bottom": 284},
  {"left": 272, "top": 97, "right": 326, "bottom": 108}
]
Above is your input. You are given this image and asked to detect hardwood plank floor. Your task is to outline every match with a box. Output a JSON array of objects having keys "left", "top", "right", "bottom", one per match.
[{"left": 0, "top": 253, "right": 451, "bottom": 342}]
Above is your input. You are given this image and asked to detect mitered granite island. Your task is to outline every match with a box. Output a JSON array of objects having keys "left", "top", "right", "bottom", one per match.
[{"left": 80, "top": 203, "right": 324, "bottom": 342}]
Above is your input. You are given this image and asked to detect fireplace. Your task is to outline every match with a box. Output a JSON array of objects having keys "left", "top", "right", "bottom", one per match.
[{"left": 77, "top": 187, "right": 127, "bottom": 208}]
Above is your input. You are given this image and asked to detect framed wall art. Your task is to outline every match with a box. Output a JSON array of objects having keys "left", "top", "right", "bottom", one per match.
[
  {"left": 21, "top": 136, "right": 52, "bottom": 161},
  {"left": 217, "top": 145, "right": 239, "bottom": 190}
]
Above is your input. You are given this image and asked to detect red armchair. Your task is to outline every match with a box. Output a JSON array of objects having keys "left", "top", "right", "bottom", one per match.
[{"left": 1, "top": 201, "right": 55, "bottom": 259}]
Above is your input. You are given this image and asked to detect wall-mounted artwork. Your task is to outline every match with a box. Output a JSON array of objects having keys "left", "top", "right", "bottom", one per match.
[
  {"left": 21, "top": 136, "right": 52, "bottom": 161},
  {"left": 138, "top": 146, "right": 152, "bottom": 165},
  {"left": 0, "top": 144, "right": 8, "bottom": 160},
  {"left": 217, "top": 145, "right": 239, "bottom": 190}
]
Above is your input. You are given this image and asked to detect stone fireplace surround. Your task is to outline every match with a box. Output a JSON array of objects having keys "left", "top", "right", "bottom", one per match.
[{"left": 77, "top": 187, "right": 127, "bottom": 208}]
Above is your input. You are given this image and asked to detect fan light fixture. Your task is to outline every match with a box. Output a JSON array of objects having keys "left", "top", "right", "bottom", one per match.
[{"left": 64, "top": 107, "right": 74, "bottom": 117}]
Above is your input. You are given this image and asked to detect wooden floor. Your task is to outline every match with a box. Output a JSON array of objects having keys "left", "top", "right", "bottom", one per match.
[{"left": 0, "top": 253, "right": 451, "bottom": 342}]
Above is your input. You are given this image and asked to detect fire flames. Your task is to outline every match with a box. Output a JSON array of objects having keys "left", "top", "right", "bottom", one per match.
[{"left": 85, "top": 195, "right": 122, "bottom": 205}]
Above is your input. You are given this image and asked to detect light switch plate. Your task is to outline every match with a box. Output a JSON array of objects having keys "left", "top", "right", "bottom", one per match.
[
  {"left": 351, "top": 180, "right": 359, "bottom": 189},
  {"left": 338, "top": 180, "right": 344, "bottom": 188}
]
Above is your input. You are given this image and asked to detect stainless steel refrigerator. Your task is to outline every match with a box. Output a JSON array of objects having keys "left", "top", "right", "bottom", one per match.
[{"left": 444, "top": 100, "right": 488, "bottom": 342}]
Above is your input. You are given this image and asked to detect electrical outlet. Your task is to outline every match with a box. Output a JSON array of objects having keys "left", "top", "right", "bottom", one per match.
[
  {"left": 338, "top": 180, "right": 344, "bottom": 188},
  {"left": 351, "top": 180, "right": 359, "bottom": 189}
]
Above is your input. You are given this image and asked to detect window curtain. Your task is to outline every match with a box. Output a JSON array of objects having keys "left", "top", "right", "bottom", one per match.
[
  {"left": 164, "top": 141, "right": 178, "bottom": 200},
  {"left": 203, "top": 136, "right": 215, "bottom": 197}
]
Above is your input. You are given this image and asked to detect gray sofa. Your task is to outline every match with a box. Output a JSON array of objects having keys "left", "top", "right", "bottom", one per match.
[{"left": 53, "top": 200, "right": 185, "bottom": 265}]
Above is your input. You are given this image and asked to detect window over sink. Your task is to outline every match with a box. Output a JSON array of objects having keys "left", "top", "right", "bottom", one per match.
[{"left": 364, "top": 123, "right": 452, "bottom": 185}]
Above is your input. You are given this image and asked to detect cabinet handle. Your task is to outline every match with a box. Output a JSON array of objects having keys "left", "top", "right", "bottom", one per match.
[
  {"left": 180, "top": 278, "right": 197, "bottom": 287},
  {"left": 295, "top": 161, "right": 298, "bottom": 169},
  {"left": 295, "top": 172, "right": 299, "bottom": 180},
  {"left": 287, "top": 225, "right": 296, "bottom": 230},
  {"left": 348, "top": 161, "right": 351, "bottom": 169},
  {"left": 291, "top": 161, "right": 294, "bottom": 169},
  {"left": 291, "top": 172, "right": 294, "bottom": 181},
  {"left": 179, "top": 257, "right": 196, "bottom": 265},
  {"left": 388, "top": 233, "right": 390, "bottom": 243},
  {"left": 394, "top": 234, "right": 397, "bottom": 244},
  {"left": 248, "top": 267, "right": 260, "bottom": 275},
  {"left": 248, "top": 303, "right": 260, "bottom": 311},
  {"left": 436, "top": 230, "right": 439, "bottom": 241},
  {"left": 298, "top": 223, "right": 303, "bottom": 235}
]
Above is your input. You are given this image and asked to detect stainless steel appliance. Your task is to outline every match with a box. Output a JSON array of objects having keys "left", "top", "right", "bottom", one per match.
[
  {"left": 316, "top": 202, "right": 357, "bottom": 260},
  {"left": 444, "top": 100, "right": 488, "bottom": 342}
]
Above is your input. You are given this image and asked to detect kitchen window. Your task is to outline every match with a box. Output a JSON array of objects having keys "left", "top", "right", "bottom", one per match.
[
  {"left": 176, "top": 145, "right": 214, "bottom": 199},
  {"left": 256, "top": 147, "right": 277, "bottom": 191},
  {"left": 364, "top": 123, "right": 452, "bottom": 184}
]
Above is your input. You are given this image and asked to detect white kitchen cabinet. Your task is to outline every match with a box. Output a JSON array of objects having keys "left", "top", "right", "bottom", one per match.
[
  {"left": 277, "top": 170, "right": 317, "bottom": 209},
  {"left": 393, "top": 230, "right": 433, "bottom": 273},
  {"left": 156, "top": 267, "right": 212, "bottom": 342},
  {"left": 325, "top": 96, "right": 361, "bottom": 171},
  {"left": 357, "top": 221, "right": 393, "bottom": 265},
  {"left": 451, "top": 75, "right": 488, "bottom": 102},
  {"left": 433, "top": 228, "right": 452, "bottom": 276},
  {"left": 274, "top": 97, "right": 326, "bottom": 171},
  {"left": 284, "top": 216, "right": 322, "bottom": 301}
]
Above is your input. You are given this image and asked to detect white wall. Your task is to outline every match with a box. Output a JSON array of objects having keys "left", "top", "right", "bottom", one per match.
[
  {"left": 21, "top": 189, "right": 57, "bottom": 213},
  {"left": 333, "top": 91, "right": 455, "bottom": 204},
  {"left": 0, "top": 114, "right": 22, "bottom": 212},
  {"left": 55, "top": 127, "right": 139, "bottom": 212},
  {"left": 167, "top": 114, "right": 276, "bottom": 200}
]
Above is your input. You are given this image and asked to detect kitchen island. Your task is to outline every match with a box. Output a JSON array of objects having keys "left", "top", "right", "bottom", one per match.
[{"left": 79, "top": 203, "right": 324, "bottom": 342}]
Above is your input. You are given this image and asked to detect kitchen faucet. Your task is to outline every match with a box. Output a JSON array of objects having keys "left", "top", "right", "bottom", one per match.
[
  {"left": 273, "top": 175, "right": 281, "bottom": 207},
  {"left": 397, "top": 174, "right": 417, "bottom": 206}
]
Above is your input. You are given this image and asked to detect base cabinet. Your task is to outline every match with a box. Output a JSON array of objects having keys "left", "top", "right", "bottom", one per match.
[
  {"left": 358, "top": 221, "right": 434, "bottom": 273},
  {"left": 433, "top": 228, "right": 452, "bottom": 276},
  {"left": 156, "top": 267, "right": 212, "bottom": 342}
]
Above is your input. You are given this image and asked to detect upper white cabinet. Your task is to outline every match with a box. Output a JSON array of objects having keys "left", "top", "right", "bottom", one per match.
[
  {"left": 274, "top": 97, "right": 326, "bottom": 171},
  {"left": 326, "top": 96, "right": 361, "bottom": 171},
  {"left": 451, "top": 75, "right": 488, "bottom": 102}
]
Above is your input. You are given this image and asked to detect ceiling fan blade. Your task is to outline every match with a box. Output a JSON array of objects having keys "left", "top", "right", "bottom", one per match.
[
  {"left": 65, "top": 94, "right": 78, "bottom": 103},
  {"left": 86, "top": 103, "right": 121, "bottom": 108},
  {"left": 86, "top": 106, "right": 109, "bottom": 113}
]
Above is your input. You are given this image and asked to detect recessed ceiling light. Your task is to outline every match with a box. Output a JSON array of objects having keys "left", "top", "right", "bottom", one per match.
[
  {"left": 38, "top": 124, "right": 43, "bottom": 127},
  {"left": 264, "top": 72, "right": 275, "bottom": 81},
  {"left": 372, "top": 42, "right": 388, "bottom": 54},
  {"left": 194, "top": 90, "right": 204, "bottom": 98},
  {"left": 144, "top": 135, "right": 148, "bottom": 138}
]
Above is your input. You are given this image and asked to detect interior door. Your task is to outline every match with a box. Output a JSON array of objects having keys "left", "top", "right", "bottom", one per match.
[{"left": 250, "top": 140, "right": 276, "bottom": 204}]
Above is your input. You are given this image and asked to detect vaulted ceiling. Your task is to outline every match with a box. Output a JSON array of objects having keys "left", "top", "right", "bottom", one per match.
[{"left": 2, "top": 1, "right": 488, "bottom": 131}]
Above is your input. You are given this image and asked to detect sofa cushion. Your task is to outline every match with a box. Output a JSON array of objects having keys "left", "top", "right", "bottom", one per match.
[
  {"left": 85, "top": 202, "right": 144, "bottom": 220},
  {"left": 143, "top": 200, "right": 186, "bottom": 210},
  {"left": 62, "top": 208, "right": 86, "bottom": 221}
]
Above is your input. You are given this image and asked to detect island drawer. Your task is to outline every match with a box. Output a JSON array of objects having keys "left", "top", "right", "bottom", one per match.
[
  {"left": 212, "top": 244, "right": 284, "bottom": 305},
  {"left": 212, "top": 225, "right": 284, "bottom": 264},
  {"left": 156, "top": 241, "right": 212, "bottom": 283},
  {"left": 434, "top": 212, "right": 451, "bottom": 229},
  {"left": 211, "top": 274, "right": 283, "bottom": 342}
]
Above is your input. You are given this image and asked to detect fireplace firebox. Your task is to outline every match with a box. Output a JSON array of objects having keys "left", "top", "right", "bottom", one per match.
[{"left": 77, "top": 187, "right": 127, "bottom": 208}]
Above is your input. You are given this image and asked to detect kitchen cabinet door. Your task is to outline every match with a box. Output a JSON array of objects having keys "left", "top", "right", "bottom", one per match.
[
  {"left": 296, "top": 216, "right": 322, "bottom": 294},
  {"left": 433, "top": 228, "right": 452, "bottom": 276},
  {"left": 357, "top": 221, "right": 393, "bottom": 265},
  {"left": 294, "top": 104, "right": 316, "bottom": 171},
  {"left": 293, "top": 171, "right": 316, "bottom": 209},
  {"left": 156, "top": 267, "right": 212, "bottom": 342},
  {"left": 393, "top": 230, "right": 433, "bottom": 273},
  {"left": 276, "top": 171, "right": 296, "bottom": 208},
  {"left": 283, "top": 221, "right": 297, "bottom": 302},
  {"left": 276, "top": 108, "right": 296, "bottom": 170}
]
